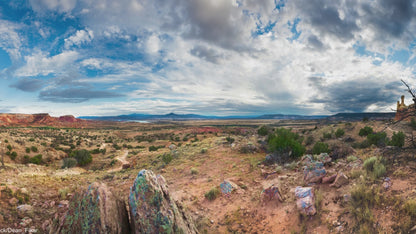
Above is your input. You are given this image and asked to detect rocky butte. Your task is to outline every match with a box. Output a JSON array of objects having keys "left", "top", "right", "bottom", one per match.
[
  {"left": 395, "top": 95, "right": 415, "bottom": 121},
  {"left": 0, "top": 113, "right": 86, "bottom": 127}
]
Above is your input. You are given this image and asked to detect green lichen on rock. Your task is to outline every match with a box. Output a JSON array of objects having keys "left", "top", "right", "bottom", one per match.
[
  {"left": 51, "top": 182, "right": 130, "bottom": 234},
  {"left": 129, "top": 169, "right": 198, "bottom": 234}
]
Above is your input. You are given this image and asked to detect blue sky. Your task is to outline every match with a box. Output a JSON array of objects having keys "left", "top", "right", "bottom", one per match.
[{"left": 0, "top": 0, "right": 416, "bottom": 117}]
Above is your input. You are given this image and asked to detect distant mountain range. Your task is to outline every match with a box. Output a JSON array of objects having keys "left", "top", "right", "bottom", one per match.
[{"left": 79, "top": 112, "right": 395, "bottom": 121}]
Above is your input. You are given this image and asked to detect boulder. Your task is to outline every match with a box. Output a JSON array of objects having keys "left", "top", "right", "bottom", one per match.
[
  {"left": 129, "top": 169, "right": 198, "bottom": 234},
  {"left": 50, "top": 182, "right": 130, "bottom": 234},
  {"left": 330, "top": 172, "right": 349, "bottom": 188},
  {"left": 382, "top": 177, "right": 392, "bottom": 190},
  {"left": 262, "top": 184, "right": 283, "bottom": 202},
  {"left": 303, "top": 161, "right": 326, "bottom": 183},
  {"left": 322, "top": 174, "right": 337, "bottom": 184},
  {"left": 220, "top": 180, "right": 239, "bottom": 195},
  {"left": 9, "top": 197, "right": 18, "bottom": 206},
  {"left": 122, "top": 163, "right": 131, "bottom": 169},
  {"left": 295, "top": 187, "right": 316, "bottom": 216},
  {"left": 17, "top": 205, "right": 33, "bottom": 218}
]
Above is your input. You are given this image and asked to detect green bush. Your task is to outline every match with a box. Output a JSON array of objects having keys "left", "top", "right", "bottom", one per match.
[
  {"left": 23, "top": 155, "right": 30, "bottom": 164},
  {"left": 29, "top": 154, "right": 43, "bottom": 164},
  {"left": 25, "top": 147, "right": 30, "bottom": 153},
  {"left": 70, "top": 149, "right": 92, "bottom": 166},
  {"left": 257, "top": 125, "right": 270, "bottom": 136},
  {"left": 367, "top": 132, "right": 388, "bottom": 147},
  {"left": 62, "top": 158, "right": 77, "bottom": 168},
  {"left": 190, "top": 168, "right": 199, "bottom": 175},
  {"left": 162, "top": 153, "right": 173, "bottom": 164},
  {"left": 363, "top": 156, "right": 386, "bottom": 179},
  {"left": 410, "top": 118, "right": 416, "bottom": 130},
  {"left": 10, "top": 151, "right": 17, "bottom": 160},
  {"left": 359, "top": 126, "right": 373, "bottom": 136},
  {"left": 6, "top": 144, "right": 12, "bottom": 151},
  {"left": 226, "top": 136, "right": 235, "bottom": 144},
  {"left": 268, "top": 128, "right": 305, "bottom": 159},
  {"left": 312, "top": 142, "right": 330, "bottom": 155},
  {"left": 389, "top": 131, "right": 405, "bottom": 147},
  {"left": 205, "top": 187, "right": 220, "bottom": 200},
  {"left": 403, "top": 199, "right": 416, "bottom": 218},
  {"left": 335, "top": 128, "right": 345, "bottom": 138},
  {"left": 323, "top": 132, "right": 332, "bottom": 139},
  {"left": 91, "top": 148, "right": 100, "bottom": 154},
  {"left": 350, "top": 183, "right": 379, "bottom": 230},
  {"left": 149, "top": 145, "right": 158, "bottom": 151},
  {"left": 30, "top": 146, "right": 38, "bottom": 153}
]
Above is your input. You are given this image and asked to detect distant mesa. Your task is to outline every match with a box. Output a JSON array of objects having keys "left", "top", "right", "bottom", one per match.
[{"left": 0, "top": 113, "right": 86, "bottom": 127}]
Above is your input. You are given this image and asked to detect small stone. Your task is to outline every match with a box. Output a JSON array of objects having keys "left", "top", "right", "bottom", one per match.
[
  {"left": 9, "top": 197, "right": 18, "bottom": 206},
  {"left": 17, "top": 204, "right": 33, "bottom": 218},
  {"left": 58, "top": 200, "right": 69, "bottom": 207},
  {"left": 20, "top": 217, "right": 32, "bottom": 227},
  {"left": 210, "top": 220, "right": 214, "bottom": 224},
  {"left": 50, "top": 201, "right": 55, "bottom": 207}
]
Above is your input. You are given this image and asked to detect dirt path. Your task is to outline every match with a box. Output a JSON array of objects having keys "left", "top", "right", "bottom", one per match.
[{"left": 107, "top": 150, "right": 128, "bottom": 173}]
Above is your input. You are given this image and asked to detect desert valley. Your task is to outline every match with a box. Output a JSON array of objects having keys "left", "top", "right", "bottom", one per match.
[{"left": 0, "top": 113, "right": 415, "bottom": 233}]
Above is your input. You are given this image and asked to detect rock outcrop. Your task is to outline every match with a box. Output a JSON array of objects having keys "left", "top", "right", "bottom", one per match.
[
  {"left": 50, "top": 182, "right": 130, "bottom": 234},
  {"left": 129, "top": 169, "right": 198, "bottom": 234},
  {"left": 295, "top": 186, "right": 316, "bottom": 216},
  {"left": 0, "top": 113, "right": 86, "bottom": 127},
  {"left": 395, "top": 95, "right": 415, "bottom": 121}
]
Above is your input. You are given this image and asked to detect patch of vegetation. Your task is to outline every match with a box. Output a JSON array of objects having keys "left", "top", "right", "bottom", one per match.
[
  {"left": 190, "top": 168, "right": 199, "bottom": 175},
  {"left": 200, "top": 148, "right": 207, "bottom": 154},
  {"left": 267, "top": 128, "right": 305, "bottom": 160},
  {"left": 347, "top": 155, "right": 357, "bottom": 163},
  {"left": 335, "top": 128, "right": 345, "bottom": 138},
  {"left": 304, "top": 135, "right": 314, "bottom": 146},
  {"left": 70, "top": 149, "right": 92, "bottom": 166},
  {"left": 350, "top": 183, "right": 380, "bottom": 232},
  {"left": 322, "top": 132, "right": 332, "bottom": 139},
  {"left": 25, "top": 147, "right": 30, "bottom": 153},
  {"left": 162, "top": 153, "right": 173, "bottom": 164},
  {"left": 312, "top": 142, "right": 329, "bottom": 155},
  {"left": 62, "top": 158, "right": 77, "bottom": 168},
  {"left": 30, "top": 146, "right": 38, "bottom": 153},
  {"left": 367, "top": 132, "right": 388, "bottom": 147},
  {"left": 205, "top": 187, "right": 220, "bottom": 200},
  {"left": 6, "top": 144, "right": 12, "bottom": 151},
  {"left": 10, "top": 151, "right": 17, "bottom": 160},
  {"left": 257, "top": 125, "right": 270, "bottom": 136},
  {"left": 29, "top": 154, "right": 43, "bottom": 164},
  {"left": 226, "top": 136, "right": 235, "bottom": 144},
  {"left": 363, "top": 156, "right": 386, "bottom": 180},
  {"left": 389, "top": 131, "right": 405, "bottom": 148},
  {"left": 359, "top": 126, "right": 373, "bottom": 136},
  {"left": 315, "top": 188, "right": 323, "bottom": 214},
  {"left": 149, "top": 145, "right": 164, "bottom": 151}
]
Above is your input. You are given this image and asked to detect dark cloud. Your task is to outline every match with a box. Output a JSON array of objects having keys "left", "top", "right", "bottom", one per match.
[
  {"left": 39, "top": 88, "right": 123, "bottom": 103},
  {"left": 190, "top": 45, "right": 224, "bottom": 64},
  {"left": 310, "top": 78, "right": 401, "bottom": 112},
  {"left": 295, "top": 0, "right": 359, "bottom": 41},
  {"left": 9, "top": 78, "right": 44, "bottom": 92},
  {"left": 307, "top": 35, "right": 325, "bottom": 50},
  {"left": 361, "top": 0, "right": 415, "bottom": 39}
]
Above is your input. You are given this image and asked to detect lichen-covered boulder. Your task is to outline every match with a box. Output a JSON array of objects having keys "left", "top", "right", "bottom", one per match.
[
  {"left": 303, "top": 161, "right": 326, "bottom": 183},
  {"left": 295, "top": 186, "right": 316, "bottom": 216},
  {"left": 129, "top": 169, "right": 198, "bottom": 234},
  {"left": 50, "top": 182, "right": 130, "bottom": 234}
]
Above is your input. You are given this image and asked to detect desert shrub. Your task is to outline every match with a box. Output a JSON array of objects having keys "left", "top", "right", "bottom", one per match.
[
  {"left": 149, "top": 145, "right": 158, "bottom": 151},
  {"left": 4, "top": 139, "right": 8, "bottom": 143},
  {"left": 29, "top": 138, "right": 35, "bottom": 142},
  {"left": 267, "top": 128, "right": 305, "bottom": 160},
  {"left": 359, "top": 126, "right": 373, "bottom": 136},
  {"left": 367, "top": 132, "right": 388, "bottom": 147},
  {"left": 190, "top": 168, "right": 199, "bottom": 175},
  {"left": 403, "top": 199, "right": 416, "bottom": 218},
  {"left": 322, "top": 132, "right": 332, "bottom": 139},
  {"left": 350, "top": 183, "right": 380, "bottom": 231},
  {"left": 10, "top": 151, "right": 17, "bottom": 160},
  {"left": 62, "top": 158, "right": 77, "bottom": 168},
  {"left": 335, "top": 128, "right": 345, "bottom": 138},
  {"left": 113, "top": 143, "right": 121, "bottom": 150},
  {"left": 315, "top": 189, "right": 323, "bottom": 214},
  {"left": 70, "top": 149, "right": 92, "bottom": 166},
  {"left": 226, "top": 136, "right": 235, "bottom": 144},
  {"left": 257, "top": 125, "right": 270, "bottom": 136},
  {"left": 6, "top": 144, "right": 12, "bottom": 151},
  {"left": 200, "top": 148, "right": 207, "bottom": 154},
  {"left": 205, "top": 187, "right": 220, "bottom": 200},
  {"left": 100, "top": 148, "right": 106, "bottom": 154},
  {"left": 352, "top": 139, "right": 371, "bottom": 149},
  {"left": 363, "top": 156, "right": 386, "bottom": 179},
  {"left": 5, "top": 151, "right": 10, "bottom": 156},
  {"left": 304, "top": 135, "right": 314, "bottom": 146},
  {"left": 410, "top": 118, "right": 416, "bottom": 130},
  {"left": 389, "top": 131, "right": 405, "bottom": 148},
  {"left": 91, "top": 148, "right": 100, "bottom": 154},
  {"left": 312, "top": 142, "right": 329, "bottom": 155},
  {"left": 29, "top": 154, "right": 43, "bottom": 164},
  {"left": 162, "top": 153, "right": 173, "bottom": 164},
  {"left": 59, "top": 188, "right": 69, "bottom": 199},
  {"left": 25, "top": 147, "right": 30, "bottom": 153},
  {"left": 347, "top": 155, "right": 357, "bottom": 162},
  {"left": 30, "top": 146, "right": 38, "bottom": 153}
]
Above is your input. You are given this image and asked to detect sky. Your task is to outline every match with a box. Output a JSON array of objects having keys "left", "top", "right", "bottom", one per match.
[{"left": 0, "top": 0, "right": 416, "bottom": 117}]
